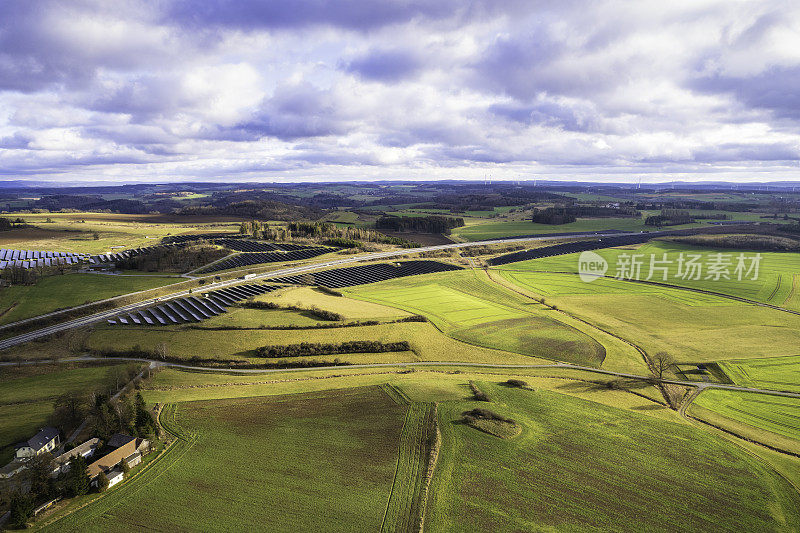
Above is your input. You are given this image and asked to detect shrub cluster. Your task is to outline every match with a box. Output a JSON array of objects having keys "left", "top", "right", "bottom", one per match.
[
  {"left": 469, "top": 381, "right": 491, "bottom": 402},
  {"left": 396, "top": 314, "right": 428, "bottom": 323},
  {"left": 461, "top": 408, "right": 515, "bottom": 424},
  {"left": 503, "top": 379, "right": 529, "bottom": 388},
  {"left": 256, "top": 340, "right": 411, "bottom": 358},
  {"left": 238, "top": 301, "right": 344, "bottom": 321}
]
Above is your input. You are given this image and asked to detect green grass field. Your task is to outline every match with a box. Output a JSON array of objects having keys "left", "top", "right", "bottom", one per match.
[
  {"left": 689, "top": 389, "right": 800, "bottom": 455},
  {"left": 0, "top": 212, "right": 242, "bottom": 254},
  {"left": 86, "top": 319, "right": 545, "bottom": 366},
  {"left": 0, "top": 273, "right": 181, "bottom": 325},
  {"left": 0, "top": 363, "right": 140, "bottom": 463},
  {"left": 718, "top": 355, "right": 800, "bottom": 393},
  {"left": 381, "top": 395, "right": 437, "bottom": 532},
  {"left": 425, "top": 382, "right": 800, "bottom": 532},
  {"left": 451, "top": 217, "right": 674, "bottom": 241},
  {"left": 496, "top": 240, "right": 800, "bottom": 310},
  {"left": 41, "top": 387, "right": 405, "bottom": 532},
  {"left": 346, "top": 270, "right": 612, "bottom": 367},
  {"left": 497, "top": 270, "right": 800, "bottom": 364}
]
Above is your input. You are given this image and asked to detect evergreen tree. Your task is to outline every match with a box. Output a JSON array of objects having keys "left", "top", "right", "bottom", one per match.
[{"left": 65, "top": 455, "right": 91, "bottom": 497}]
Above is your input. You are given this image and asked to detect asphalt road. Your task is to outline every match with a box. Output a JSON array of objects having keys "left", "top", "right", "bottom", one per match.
[
  {"left": 0, "top": 230, "right": 641, "bottom": 351},
  {"left": 3, "top": 356, "right": 800, "bottom": 399}
]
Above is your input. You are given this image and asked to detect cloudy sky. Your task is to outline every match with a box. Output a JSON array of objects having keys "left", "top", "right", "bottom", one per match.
[{"left": 1, "top": 0, "right": 799, "bottom": 184}]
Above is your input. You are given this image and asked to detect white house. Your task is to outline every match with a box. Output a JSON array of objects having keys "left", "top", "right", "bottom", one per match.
[
  {"left": 106, "top": 468, "right": 124, "bottom": 488},
  {"left": 51, "top": 438, "right": 100, "bottom": 476},
  {"left": 15, "top": 427, "right": 60, "bottom": 460}
]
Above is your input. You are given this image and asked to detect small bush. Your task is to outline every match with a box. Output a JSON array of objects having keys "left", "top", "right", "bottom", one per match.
[
  {"left": 462, "top": 408, "right": 515, "bottom": 424},
  {"left": 397, "top": 314, "right": 428, "bottom": 323},
  {"left": 504, "top": 379, "right": 529, "bottom": 389},
  {"left": 469, "top": 381, "right": 491, "bottom": 402}
]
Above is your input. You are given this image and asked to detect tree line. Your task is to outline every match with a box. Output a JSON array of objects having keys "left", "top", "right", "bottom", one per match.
[
  {"left": 238, "top": 220, "right": 419, "bottom": 247},
  {"left": 644, "top": 209, "right": 695, "bottom": 227},
  {"left": 374, "top": 215, "right": 465, "bottom": 235},
  {"left": 115, "top": 244, "right": 228, "bottom": 272},
  {"left": 256, "top": 340, "right": 411, "bottom": 358}
]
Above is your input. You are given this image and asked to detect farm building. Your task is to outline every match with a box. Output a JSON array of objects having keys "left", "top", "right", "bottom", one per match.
[
  {"left": 107, "top": 433, "right": 135, "bottom": 449},
  {"left": 106, "top": 468, "right": 125, "bottom": 488},
  {"left": 88, "top": 439, "right": 137, "bottom": 484},
  {"left": 0, "top": 460, "right": 27, "bottom": 479},
  {"left": 15, "top": 427, "right": 60, "bottom": 459},
  {"left": 124, "top": 451, "right": 142, "bottom": 469},
  {"left": 51, "top": 438, "right": 100, "bottom": 476}
]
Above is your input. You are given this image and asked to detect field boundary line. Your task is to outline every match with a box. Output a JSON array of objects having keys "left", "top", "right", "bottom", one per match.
[
  {"left": 417, "top": 403, "right": 440, "bottom": 533},
  {"left": 679, "top": 392, "right": 800, "bottom": 503},
  {"left": 495, "top": 268, "right": 800, "bottom": 316},
  {"left": 768, "top": 274, "right": 782, "bottom": 302},
  {"left": 783, "top": 274, "right": 798, "bottom": 307},
  {"left": 381, "top": 400, "right": 413, "bottom": 532}
]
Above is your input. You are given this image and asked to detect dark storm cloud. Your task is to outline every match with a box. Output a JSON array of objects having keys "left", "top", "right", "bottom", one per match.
[
  {"left": 0, "top": 132, "right": 34, "bottom": 149},
  {"left": 692, "top": 66, "right": 800, "bottom": 120},
  {"left": 692, "top": 142, "right": 800, "bottom": 163},
  {"left": 1, "top": 0, "right": 800, "bottom": 182},
  {"left": 343, "top": 49, "right": 422, "bottom": 82},
  {"left": 489, "top": 100, "right": 601, "bottom": 132},
  {"left": 163, "top": 0, "right": 525, "bottom": 32},
  {"left": 470, "top": 28, "right": 621, "bottom": 100},
  {"left": 226, "top": 83, "right": 351, "bottom": 141},
  {"left": 0, "top": 1, "right": 92, "bottom": 91}
]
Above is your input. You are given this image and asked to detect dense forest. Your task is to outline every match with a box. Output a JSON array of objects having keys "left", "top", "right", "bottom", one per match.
[
  {"left": 375, "top": 215, "right": 465, "bottom": 234},
  {"left": 115, "top": 244, "right": 228, "bottom": 272}
]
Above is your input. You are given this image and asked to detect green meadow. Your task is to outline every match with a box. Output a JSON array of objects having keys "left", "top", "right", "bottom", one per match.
[
  {"left": 41, "top": 387, "right": 405, "bottom": 532},
  {"left": 346, "top": 270, "right": 615, "bottom": 368},
  {"left": 1, "top": 212, "right": 240, "bottom": 254},
  {"left": 0, "top": 273, "right": 181, "bottom": 325},
  {"left": 44, "top": 368, "right": 799, "bottom": 531},
  {"left": 86, "top": 319, "right": 546, "bottom": 366},
  {"left": 496, "top": 270, "right": 800, "bottom": 364},
  {"left": 452, "top": 217, "right": 675, "bottom": 241},
  {"left": 719, "top": 355, "right": 800, "bottom": 393},
  {"left": 689, "top": 389, "right": 800, "bottom": 455},
  {"left": 426, "top": 382, "right": 800, "bottom": 532},
  {"left": 496, "top": 240, "right": 800, "bottom": 310}
]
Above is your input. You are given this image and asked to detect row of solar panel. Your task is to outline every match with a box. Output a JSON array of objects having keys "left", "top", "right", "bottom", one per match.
[
  {"left": 212, "top": 239, "right": 310, "bottom": 252},
  {"left": 0, "top": 249, "right": 88, "bottom": 261},
  {"left": 487, "top": 234, "right": 655, "bottom": 266},
  {"left": 195, "top": 247, "right": 333, "bottom": 274},
  {"left": 269, "top": 260, "right": 463, "bottom": 288},
  {"left": 0, "top": 238, "right": 327, "bottom": 270},
  {"left": 107, "top": 284, "right": 283, "bottom": 325}
]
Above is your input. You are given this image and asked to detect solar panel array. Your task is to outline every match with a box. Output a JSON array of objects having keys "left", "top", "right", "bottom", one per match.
[
  {"left": 0, "top": 249, "right": 90, "bottom": 269},
  {"left": 487, "top": 234, "right": 654, "bottom": 266},
  {"left": 91, "top": 242, "right": 193, "bottom": 264},
  {"left": 269, "top": 260, "right": 463, "bottom": 288},
  {"left": 107, "top": 284, "right": 283, "bottom": 326},
  {"left": 195, "top": 247, "right": 334, "bottom": 274},
  {"left": 161, "top": 233, "right": 237, "bottom": 244},
  {"left": 1, "top": 235, "right": 333, "bottom": 271},
  {"left": 212, "top": 239, "right": 310, "bottom": 252}
]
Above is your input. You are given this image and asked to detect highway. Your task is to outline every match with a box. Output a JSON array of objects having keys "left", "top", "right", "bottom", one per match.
[{"left": 0, "top": 230, "right": 641, "bottom": 351}]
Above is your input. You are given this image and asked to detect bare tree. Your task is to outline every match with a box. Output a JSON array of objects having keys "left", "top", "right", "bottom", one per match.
[
  {"left": 651, "top": 352, "right": 674, "bottom": 380},
  {"left": 155, "top": 342, "right": 169, "bottom": 361}
]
